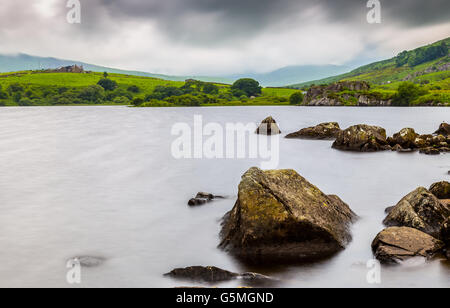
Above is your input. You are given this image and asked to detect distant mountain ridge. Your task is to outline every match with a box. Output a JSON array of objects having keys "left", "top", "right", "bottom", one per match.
[{"left": 0, "top": 53, "right": 349, "bottom": 87}]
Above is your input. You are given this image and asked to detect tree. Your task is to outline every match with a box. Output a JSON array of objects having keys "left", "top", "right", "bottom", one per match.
[
  {"left": 393, "top": 82, "right": 428, "bottom": 106},
  {"left": 289, "top": 92, "right": 304, "bottom": 105},
  {"left": 103, "top": 72, "right": 109, "bottom": 78},
  {"left": 231, "top": 78, "right": 262, "bottom": 97},
  {"left": 97, "top": 78, "right": 118, "bottom": 91}
]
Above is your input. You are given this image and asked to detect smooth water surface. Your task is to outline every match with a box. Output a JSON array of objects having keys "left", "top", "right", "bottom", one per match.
[{"left": 0, "top": 106, "right": 448, "bottom": 288}]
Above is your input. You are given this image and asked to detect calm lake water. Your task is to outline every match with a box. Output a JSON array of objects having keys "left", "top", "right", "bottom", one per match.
[{"left": 0, "top": 106, "right": 449, "bottom": 288}]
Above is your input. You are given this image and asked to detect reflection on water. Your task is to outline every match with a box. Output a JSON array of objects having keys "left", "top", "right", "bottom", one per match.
[{"left": 0, "top": 106, "right": 448, "bottom": 288}]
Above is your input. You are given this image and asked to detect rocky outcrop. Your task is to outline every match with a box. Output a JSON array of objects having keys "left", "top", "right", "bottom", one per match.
[
  {"left": 164, "top": 266, "right": 272, "bottom": 283},
  {"left": 255, "top": 116, "right": 281, "bottom": 135},
  {"left": 332, "top": 124, "right": 389, "bottom": 152},
  {"left": 371, "top": 227, "right": 444, "bottom": 264},
  {"left": 429, "top": 181, "right": 450, "bottom": 200},
  {"left": 383, "top": 187, "right": 450, "bottom": 238},
  {"left": 285, "top": 122, "right": 341, "bottom": 140},
  {"left": 188, "top": 192, "right": 224, "bottom": 206},
  {"left": 219, "top": 167, "right": 357, "bottom": 263}
]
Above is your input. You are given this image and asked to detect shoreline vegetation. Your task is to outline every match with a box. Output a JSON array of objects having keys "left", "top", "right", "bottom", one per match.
[{"left": 0, "top": 38, "right": 448, "bottom": 108}]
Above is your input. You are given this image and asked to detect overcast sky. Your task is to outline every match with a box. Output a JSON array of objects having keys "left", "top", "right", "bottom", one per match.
[{"left": 0, "top": 0, "right": 449, "bottom": 75}]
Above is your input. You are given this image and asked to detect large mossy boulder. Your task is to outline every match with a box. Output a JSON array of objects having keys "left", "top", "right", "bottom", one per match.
[
  {"left": 219, "top": 167, "right": 357, "bottom": 263},
  {"left": 429, "top": 181, "right": 450, "bottom": 200},
  {"left": 285, "top": 122, "right": 341, "bottom": 140},
  {"left": 371, "top": 227, "right": 444, "bottom": 264},
  {"left": 332, "top": 124, "right": 389, "bottom": 152},
  {"left": 255, "top": 116, "right": 281, "bottom": 135},
  {"left": 383, "top": 187, "right": 450, "bottom": 238}
]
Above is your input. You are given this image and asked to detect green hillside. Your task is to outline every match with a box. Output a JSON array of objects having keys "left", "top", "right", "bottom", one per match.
[
  {"left": 0, "top": 70, "right": 299, "bottom": 107},
  {"left": 291, "top": 37, "right": 450, "bottom": 90}
]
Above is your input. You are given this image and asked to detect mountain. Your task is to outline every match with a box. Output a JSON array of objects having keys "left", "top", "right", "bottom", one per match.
[
  {"left": 290, "top": 37, "right": 450, "bottom": 88},
  {"left": 225, "top": 65, "right": 350, "bottom": 87},
  {"left": 0, "top": 53, "right": 348, "bottom": 87}
]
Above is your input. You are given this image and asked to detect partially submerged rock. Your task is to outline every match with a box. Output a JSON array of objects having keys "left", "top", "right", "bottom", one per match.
[
  {"left": 68, "top": 256, "right": 105, "bottom": 268},
  {"left": 371, "top": 227, "right": 444, "bottom": 264},
  {"left": 165, "top": 266, "right": 238, "bottom": 282},
  {"left": 332, "top": 124, "right": 389, "bottom": 152},
  {"left": 188, "top": 192, "right": 224, "bottom": 206},
  {"left": 383, "top": 187, "right": 450, "bottom": 238},
  {"left": 435, "top": 122, "right": 450, "bottom": 136},
  {"left": 429, "top": 181, "right": 450, "bottom": 200},
  {"left": 285, "top": 122, "right": 341, "bottom": 140},
  {"left": 164, "top": 266, "right": 272, "bottom": 283},
  {"left": 390, "top": 128, "right": 418, "bottom": 149},
  {"left": 255, "top": 116, "right": 281, "bottom": 135},
  {"left": 219, "top": 167, "right": 357, "bottom": 263}
]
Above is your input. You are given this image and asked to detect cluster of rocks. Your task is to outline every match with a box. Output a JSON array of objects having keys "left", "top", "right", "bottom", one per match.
[
  {"left": 372, "top": 181, "right": 450, "bottom": 263},
  {"left": 285, "top": 121, "right": 449, "bottom": 155}
]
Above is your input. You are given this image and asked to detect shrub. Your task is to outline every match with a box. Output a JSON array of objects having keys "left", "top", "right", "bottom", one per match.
[
  {"left": 393, "top": 82, "right": 429, "bottom": 106},
  {"left": 97, "top": 78, "right": 118, "bottom": 91},
  {"left": 289, "top": 92, "right": 304, "bottom": 105},
  {"left": 79, "top": 85, "right": 105, "bottom": 103},
  {"left": 127, "top": 85, "right": 140, "bottom": 93}
]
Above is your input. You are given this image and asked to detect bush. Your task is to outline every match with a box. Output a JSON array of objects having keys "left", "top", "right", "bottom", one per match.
[
  {"left": 393, "top": 82, "right": 429, "bottom": 106},
  {"left": 231, "top": 78, "right": 262, "bottom": 97},
  {"left": 203, "top": 83, "right": 219, "bottom": 95},
  {"left": 166, "top": 94, "right": 201, "bottom": 106},
  {"left": 18, "top": 98, "right": 32, "bottom": 106},
  {"left": 132, "top": 98, "right": 144, "bottom": 106},
  {"left": 127, "top": 85, "right": 140, "bottom": 93},
  {"left": 289, "top": 92, "right": 304, "bottom": 105},
  {"left": 79, "top": 85, "right": 105, "bottom": 103},
  {"left": 97, "top": 78, "right": 118, "bottom": 91},
  {"left": 113, "top": 96, "right": 130, "bottom": 104}
]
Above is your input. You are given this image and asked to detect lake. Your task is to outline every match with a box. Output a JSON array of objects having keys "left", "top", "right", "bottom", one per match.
[{"left": 0, "top": 106, "right": 449, "bottom": 288}]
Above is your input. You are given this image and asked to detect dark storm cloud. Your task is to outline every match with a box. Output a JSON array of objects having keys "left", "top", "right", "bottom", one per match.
[{"left": 77, "top": 0, "right": 450, "bottom": 44}]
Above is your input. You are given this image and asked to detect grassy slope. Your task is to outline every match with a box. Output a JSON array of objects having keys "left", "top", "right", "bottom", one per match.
[
  {"left": 290, "top": 37, "right": 450, "bottom": 90},
  {"left": 0, "top": 71, "right": 299, "bottom": 106}
]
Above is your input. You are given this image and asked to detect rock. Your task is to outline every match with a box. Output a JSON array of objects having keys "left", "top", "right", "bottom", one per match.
[
  {"left": 285, "top": 122, "right": 341, "bottom": 140},
  {"left": 391, "top": 144, "right": 413, "bottom": 152},
  {"left": 435, "top": 122, "right": 450, "bottom": 136},
  {"left": 441, "top": 217, "right": 450, "bottom": 246},
  {"left": 165, "top": 266, "right": 238, "bottom": 282},
  {"left": 371, "top": 227, "right": 444, "bottom": 264},
  {"left": 332, "top": 124, "right": 388, "bottom": 152},
  {"left": 385, "top": 206, "right": 395, "bottom": 214},
  {"left": 383, "top": 187, "right": 450, "bottom": 238},
  {"left": 188, "top": 192, "right": 224, "bottom": 206},
  {"left": 414, "top": 137, "right": 427, "bottom": 148},
  {"left": 419, "top": 147, "right": 440, "bottom": 155},
  {"left": 164, "top": 266, "right": 273, "bottom": 283},
  {"left": 219, "top": 167, "right": 357, "bottom": 263},
  {"left": 68, "top": 256, "right": 105, "bottom": 268},
  {"left": 255, "top": 116, "right": 281, "bottom": 135},
  {"left": 429, "top": 181, "right": 450, "bottom": 199},
  {"left": 391, "top": 128, "right": 418, "bottom": 149}
]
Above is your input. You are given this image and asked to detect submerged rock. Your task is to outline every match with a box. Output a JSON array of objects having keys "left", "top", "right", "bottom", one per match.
[
  {"left": 188, "top": 192, "right": 224, "bottom": 206},
  {"left": 419, "top": 147, "right": 441, "bottom": 155},
  {"left": 219, "top": 167, "right": 357, "bottom": 263},
  {"left": 164, "top": 266, "right": 272, "bottom": 283},
  {"left": 429, "top": 181, "right": 450, "bottom": 200},
  {"left": 285, "top": 122, "right": 341, "bottom": 140},
  {"left": 383, "top": 187, "right": 450, "bottom": 238},
  {"left": 371, "top": 227, "right": 444, "bottom": 264},
  {"left": 332, "top": 124, "right": 389, "bottom": 152},
  {"left": 255, "top": 116, "right": 281, "bottom": 135},
  {"left": 68, "top": 256, "right": 105, "bottom": 268}
]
